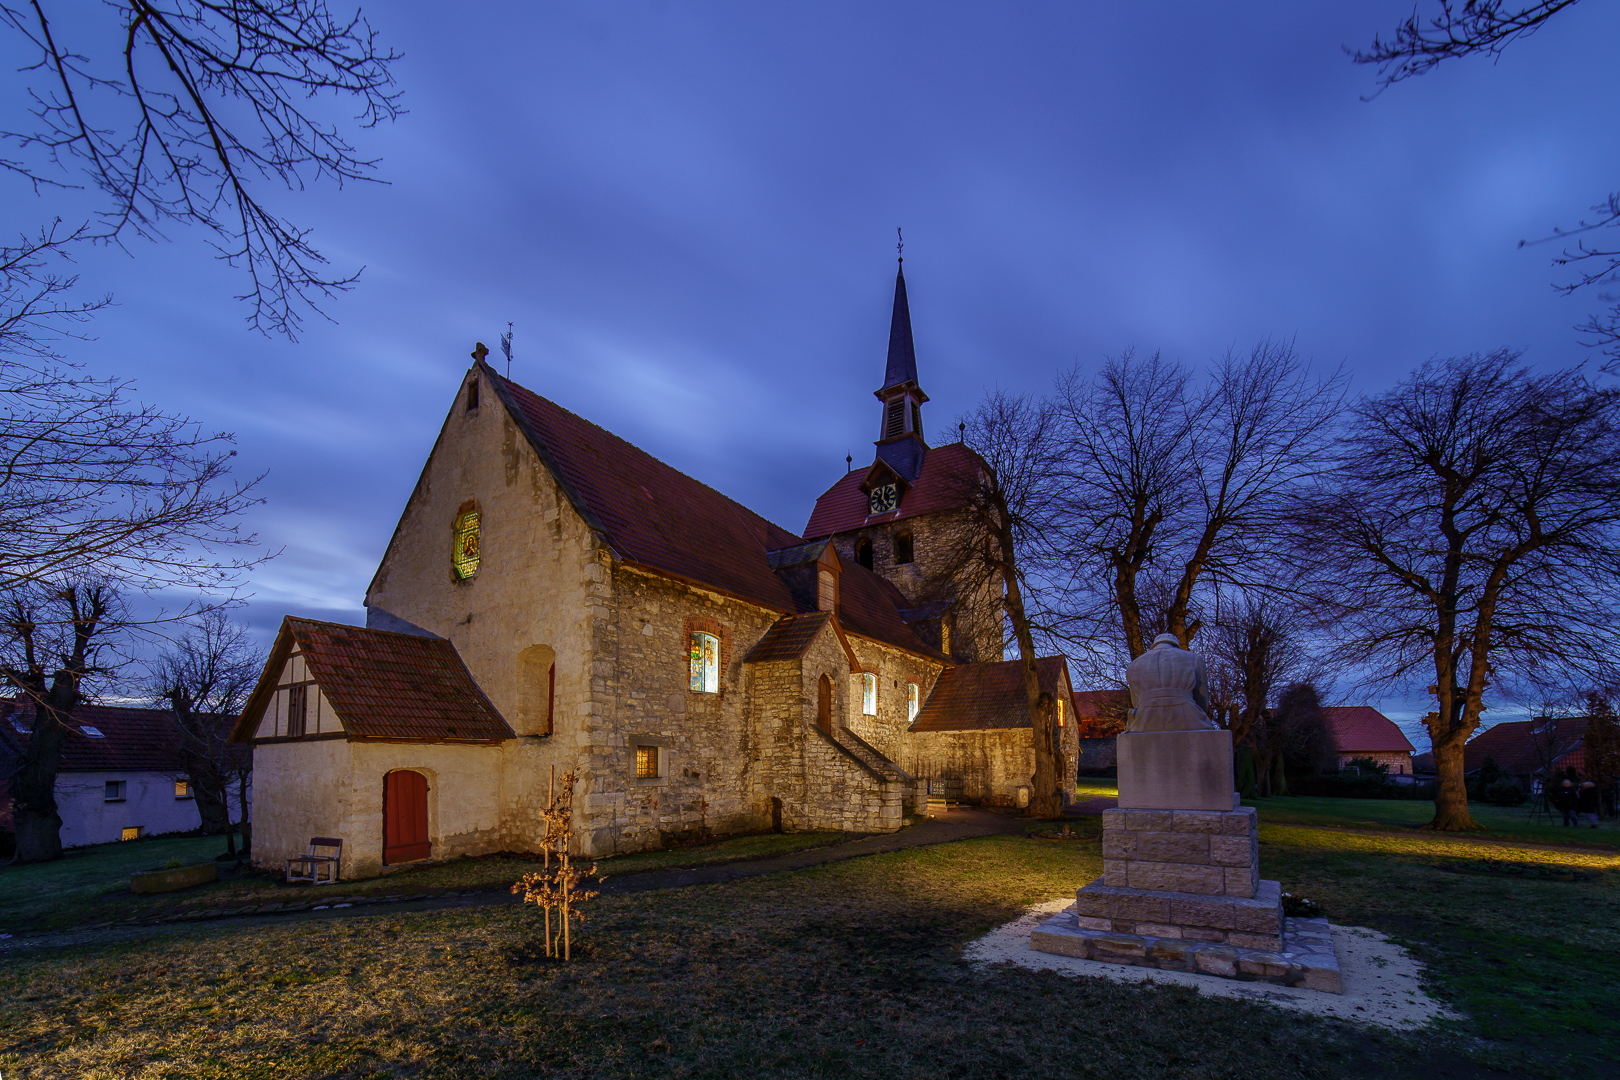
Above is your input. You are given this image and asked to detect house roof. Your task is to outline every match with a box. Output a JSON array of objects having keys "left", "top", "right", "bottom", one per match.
[
  {"left": 232, "top": 617, "right": 514, "bottom": 745},
  {"left": 485, "top": 366, "right": 943, "bottom": 662},
  {"left": 0, "top": 699, "right": 191, "bottom": 773},
  {"left": 1321, "top": 706, "right": 1415, "bottom": 755},
  {"left": 744, "top": 613, "right": 833, "bottom": 663},
  {"left": 1072, "top": 689, "right": 1131, "bottom": 718},
  {"left": 909, "top": 656, "right": 1072, "bottom": 732},
  {"left": 803, "top": 442, "right": 984, "bottom": 539},
  {"left": 1464, "top": 716, "right": 1588, "bottom": 776}
]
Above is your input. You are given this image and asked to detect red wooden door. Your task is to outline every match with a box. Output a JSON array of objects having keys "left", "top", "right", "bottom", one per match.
[{"left": 383, "top": 770, "right": 430, "bottom": 864}]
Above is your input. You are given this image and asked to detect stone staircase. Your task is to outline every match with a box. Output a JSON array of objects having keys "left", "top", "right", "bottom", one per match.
[{"left": 824, "top": 726, "right": 924, "bottom": 820}]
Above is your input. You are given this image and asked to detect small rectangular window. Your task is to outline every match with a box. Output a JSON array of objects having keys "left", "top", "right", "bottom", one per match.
[
  {"left": 894, "top": 531, "right": 914, "bottom": 564},
  {"left": 862, "top": 673, "right": 877, "bottom": 716},
  {"left": 466, "top": 379, "right": 480, "bottom": 411},
  {"left": 1056, "top": 699, "right": 1065, "bottom": 728},
  {"left": 104, "top": 780, "right": 126, "bottom": 802},
  {"left": 120, "top": 826, "right": 143, "bottom": 842},
  {"left": 907, "top": 682, "right": 920, "bottom": 722},
  {"left": 635, "top": 745, "right": 659, "bottom": 779},
  {"left": 689, "top": 632, "right": 720, "bottom": 693},
  {"left": 175, "top": 780, "right": 191, "bottom": 799},
  {"left": 287, "top": 684, "right": 308, "bottom": 737}
]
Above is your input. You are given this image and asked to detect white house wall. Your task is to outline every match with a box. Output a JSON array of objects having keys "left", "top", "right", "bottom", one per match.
[{"left": 56, "top": 771, "right": 251, "bottom": 847}]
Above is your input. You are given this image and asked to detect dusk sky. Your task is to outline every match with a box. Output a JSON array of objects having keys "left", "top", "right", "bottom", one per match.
[{"left": 6, "top": 2, "right": 1619, "bottom": 738}]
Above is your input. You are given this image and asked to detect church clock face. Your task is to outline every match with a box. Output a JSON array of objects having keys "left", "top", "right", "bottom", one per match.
[{"left": 868, "top": 483, "right": 898, "bottom": 515}]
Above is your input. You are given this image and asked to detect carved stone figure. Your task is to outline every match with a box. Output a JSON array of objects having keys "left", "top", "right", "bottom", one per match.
[{"left": 1124, "top": 633, "right": 1218, "bottom": 733}]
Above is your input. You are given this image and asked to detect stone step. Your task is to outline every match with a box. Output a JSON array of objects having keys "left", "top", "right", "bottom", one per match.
[
  {"left": 1030, "top": 908, "right": 1341, "bottom": 994},
  {"left": 1074, "top": 878, "right": 1283, "bottom": 946}
]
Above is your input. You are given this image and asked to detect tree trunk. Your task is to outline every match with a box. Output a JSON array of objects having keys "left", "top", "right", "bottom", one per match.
[
  {"left": 10, "top": 673, "right": 83, "bottom": 863},
  {"left": 1425, "top": 735, "right": 1483, "bottom": 831},
  {"left": 189, "top": 769, "right": 231, "bottom": 834},
  {"left": 999, "top": 505, "right": 1062, "bottom": 819}
]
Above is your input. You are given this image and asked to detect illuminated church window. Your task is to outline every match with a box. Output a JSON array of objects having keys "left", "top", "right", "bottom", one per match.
[
  {"left": 453, "top": 503, "right": 481, "bottom": 579},
  {"left": 862, "top": 673, "right": 877, "bottom": 715},
  {"left": 907, "top": 682, "right": 919, "bottom": 721},
  {"left": 690, "top": 632, "right": 719, "bottom": 693}
]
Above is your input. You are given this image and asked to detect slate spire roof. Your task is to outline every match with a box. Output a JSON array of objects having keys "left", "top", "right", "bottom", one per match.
[{"left": 883, "top": 263, "right": 919, "bottom": 391}]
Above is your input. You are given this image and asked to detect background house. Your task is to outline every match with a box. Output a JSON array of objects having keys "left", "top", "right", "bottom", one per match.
[
  {"left": 1320, "top": 706, "right": 1415, "bottom": 774},
  {"left": 0, "top": 700, "right": 250, "bottom": 847},
  {"left": 1464, "top": 716, "right": 1589, "bottom": 786}
]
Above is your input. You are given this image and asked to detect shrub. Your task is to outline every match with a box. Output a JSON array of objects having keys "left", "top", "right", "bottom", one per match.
[
  {"left": 1290, "top": 773, "right": 1432, "bottom": 799},
  {"left": 1478, "top": 777, "right": 1527, "bottom": 806}
]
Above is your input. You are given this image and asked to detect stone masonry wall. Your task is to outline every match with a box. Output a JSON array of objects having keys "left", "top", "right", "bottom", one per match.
[
  {"left": 587, "top": 566, "right": 782, "bottom": 854},
  {"left": 829, "top": 507, "right": 1002, "bottom": 663},
  {"left": 1101, "top": 807, "right": 1260, "bottom": 899}
]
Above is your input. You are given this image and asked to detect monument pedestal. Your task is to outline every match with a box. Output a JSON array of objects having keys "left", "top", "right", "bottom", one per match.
[{"left": 1029, "top": 805, "right": 1341, "bottom": 991}]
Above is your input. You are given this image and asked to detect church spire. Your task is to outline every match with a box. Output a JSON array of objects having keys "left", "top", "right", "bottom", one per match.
[
  {"left": 871, "top": 242, "right": 929, "bottom": 480},
  {"left": 883, "top": 261, "right": 918, "bottom": 391}
]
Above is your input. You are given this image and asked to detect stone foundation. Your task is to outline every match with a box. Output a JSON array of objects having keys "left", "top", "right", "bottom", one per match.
[{"left": 1032, "top": 802, "right": 1343, "bottom": 993}]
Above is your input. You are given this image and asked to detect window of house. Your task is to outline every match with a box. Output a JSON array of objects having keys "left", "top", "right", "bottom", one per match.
[
  {"left": 907, "top": 682, "right": 919, "bottom": 722},
  {"left": 689, "top": 632, "right": 720, "bottom": 693},
  {"left": 453, "top": 502, "right": 481, "bottom": 579},
  {"left": 894, "top": 530, "right": 914, "bottom": 564},
  {"left": 862, "top": 673, "right": 877, "bottom": 716},
  {"left": 635, "top": 745, "right": 660, "bottom": 779},
  {"left": 104, "top": 780, "right": 126, "bottom": 802},
  {"left": 466, "top": 378, "right": 480, "bottom": 411},
  {"left": 287, "top": 683, "right": 308, "bottom": 737},
  {"left": 121, "top": 826, "right": 143, "bottom": 841},
  {"left": 79, "top": 724, "right": 105, "bottom": 737},
  {"left": 1056, "top": 698, "right": 1065, "bottom": 727},
  {"left": 174, "top": 780, "right": 192, "bottom": 799},
  {"left": 855, "top": 537, "right": 873, "bottom": 569}
]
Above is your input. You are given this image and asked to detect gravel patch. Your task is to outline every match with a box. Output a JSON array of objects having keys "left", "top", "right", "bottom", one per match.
[{"left": 965, "top": 898, "right": 1458, "bottom": 1030}]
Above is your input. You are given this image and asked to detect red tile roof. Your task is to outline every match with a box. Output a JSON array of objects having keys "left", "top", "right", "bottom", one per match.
[
  {"left": 490, "top": 368, "right": 802, "bottom": 613},
  {"left": 486, "top": 365, "right": 942, "bottom": 661},
  {"left": 233, "top": 618, "right": 514, "bottom": 744},
  {"left": 0, "top": 699, "right": 190, "bottom": 772},
  {"left": 1464, "top": 716, "right": 1587, "bottom": 776},
  {"left": 1070, "top": 689, "right": 1131, "bottom": 737},
  {"left": 909, "top": 656, "right": 1072, "bottom": 732},
  {"left": 803, "top": 443, "right": 985, "bottom": 539},
  {"left": 1321, "top": 707, "right": 1415, "bottom": 756},
  {"left": 744, "top": 613, "right": 832, "bottom": 663}
]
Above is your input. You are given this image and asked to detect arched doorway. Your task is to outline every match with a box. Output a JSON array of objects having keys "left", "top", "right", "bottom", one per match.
[
  {"left": 817, "top": 674, "right": 833, "bottom": 733},
  {"left": 383, "top": 770, "right": 430, "bottom": 864},
  {"left": 770, "top": 796, "right": 784, "bottom": 833}
]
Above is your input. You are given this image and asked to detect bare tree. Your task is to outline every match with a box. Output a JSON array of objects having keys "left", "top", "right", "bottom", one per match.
[
  {"left": 0, "top": 353, "right": 263, "bottom": 592},
  {"left": 1294, "top": 352, "right": 1620, "bottom": 830},
  {"left": 1351, "top": 3, "right": 1620, "bottom": 366},
  {"left": 936, "top": 390, "right": 1069, "bottom": 818},
  {"left": 1055, "top": 340, "right": 1344, "bottom": 662},
  {"left": 148, "top": 609, "right": 261, "bottom": 856},
  {"left": 1, "top": 581, "right": 120, "bottom": 863},
  {"left": 1, "top": 1, "right": 402, "bottom": 337},
  {"left": 1251, "top": 682, "right": 1330, "bottom": 798}
]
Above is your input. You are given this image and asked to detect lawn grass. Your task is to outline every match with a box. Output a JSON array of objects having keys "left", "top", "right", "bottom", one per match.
[
  {"left": 1247, "top": 794, "right": 1620, "bottom": 850},
  {"left": 2, "top": 817, "right": 1615, "bottom": 1079},
  {"left": 0, "top": 830, "right": 848, "bottom": 934}
]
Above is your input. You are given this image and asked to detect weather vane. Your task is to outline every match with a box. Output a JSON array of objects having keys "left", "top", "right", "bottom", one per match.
[{"left": 896, "top": 226, "right": 903, "bottom": 264}]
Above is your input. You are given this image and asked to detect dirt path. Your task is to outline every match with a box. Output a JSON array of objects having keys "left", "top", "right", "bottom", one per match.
[{"left": 0, "top": 809, "right": 1033, "bottom": 956}]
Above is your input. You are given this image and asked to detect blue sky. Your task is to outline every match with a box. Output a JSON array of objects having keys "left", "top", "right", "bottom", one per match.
[{"left": 5, "top": 2, "right": 1618, "bottom": 742}]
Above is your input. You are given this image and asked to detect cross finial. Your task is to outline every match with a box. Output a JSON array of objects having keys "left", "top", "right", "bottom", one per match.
[
  {"left": 896, "top": 226, "right": 903, "bottom": 264},
  {"left": 471, "top": 341, "right": 489, "bottom": 362}
]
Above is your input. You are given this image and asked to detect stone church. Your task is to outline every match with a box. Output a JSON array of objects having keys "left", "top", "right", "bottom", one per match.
[{"left": 233, "top": 265, "right": 1078, "bottom": 879}]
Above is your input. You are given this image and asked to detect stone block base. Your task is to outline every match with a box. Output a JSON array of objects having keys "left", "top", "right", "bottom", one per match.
[
  {"left": 1031, "top": 908, "right": 1342, "bottom": 994},
  {"left": 1073, "top": 878, "right": 1284, "bottom": 950}
]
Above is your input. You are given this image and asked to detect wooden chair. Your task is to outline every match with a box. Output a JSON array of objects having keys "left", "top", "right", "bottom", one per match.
[{"left": 286, "top": 837, "right": 343, "bottom": 885}]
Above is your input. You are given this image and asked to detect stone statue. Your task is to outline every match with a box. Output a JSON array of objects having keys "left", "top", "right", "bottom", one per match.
[{"left": 1124, "top": 633, "right": 1217, "bottom": 733}]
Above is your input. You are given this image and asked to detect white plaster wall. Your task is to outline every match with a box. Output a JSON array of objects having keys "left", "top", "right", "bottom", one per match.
[
  {"left": 56, "top": 771, "right": 250, "bottom": 847},
  {"left": 363, "top": 367, "right": 605, "bottom": 854},
  {"left": 251, "top": 738, "right": 516, "bottom": 880}
]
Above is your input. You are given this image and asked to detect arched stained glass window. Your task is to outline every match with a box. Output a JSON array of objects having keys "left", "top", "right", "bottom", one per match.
[
  {"left": 907, "top": 682, "right": 920, "bottom": 722},
  {"left": 690, "top": 632, "right": 719, "bottom": 693},
  {"left": 453, "top": 503, "right": 481, "bottom": 579},
  {"left": 861, "top": 672, "right": 877, "bottom": 716}
]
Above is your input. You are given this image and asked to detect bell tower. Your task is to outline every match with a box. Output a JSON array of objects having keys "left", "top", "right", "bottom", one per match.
[{"left": 873, "top": 258, "right": 929, "bottom": 481}]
